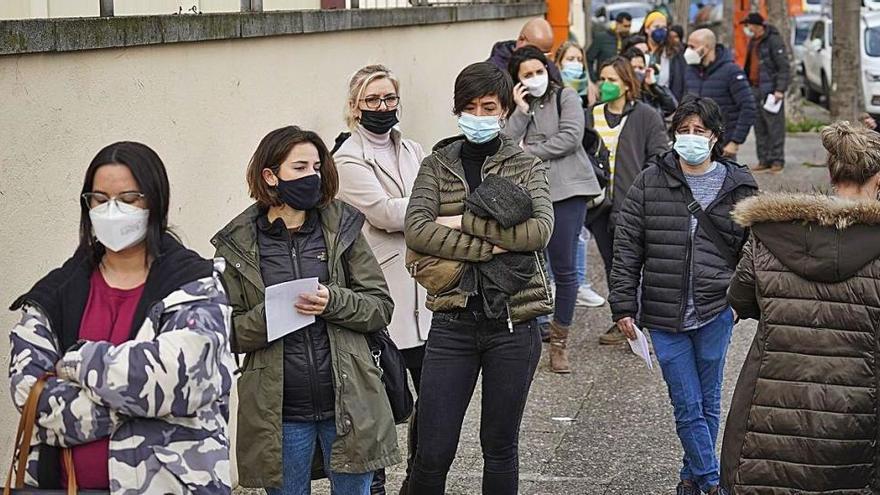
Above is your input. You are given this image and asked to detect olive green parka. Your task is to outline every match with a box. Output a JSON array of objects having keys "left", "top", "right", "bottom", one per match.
[{"left": 212, "top": 200, "right": 401, "bottom": 489}]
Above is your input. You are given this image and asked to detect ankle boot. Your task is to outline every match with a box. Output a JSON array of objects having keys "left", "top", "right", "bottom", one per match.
[{"left": 549, "top": 321, "right": 572, "bottom": 374}]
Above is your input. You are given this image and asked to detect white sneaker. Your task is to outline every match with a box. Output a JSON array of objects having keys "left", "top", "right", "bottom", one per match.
[{"left": 576, "top": 286, "right": 606, "bottom": 307}]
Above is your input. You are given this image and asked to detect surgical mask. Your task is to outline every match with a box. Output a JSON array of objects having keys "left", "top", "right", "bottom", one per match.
[
  {"left": 634, "top": 69, "right": 646, "bottom": 83},
  {"left": 561, "top": 62, "right": 585, "bottom": 80},
  {"left": 359, "top": 110, "right": 399, "bottom": 135},
  {"left": 458, "top": 113, "right": 501, "bottom": 144},
  {"left": 684, "top": 47, "right": 703, "bottom": 65},
  {"left": 674, "top": 134, "right": 713, "bottom": 165},
  {"left": 522, "top": 73, "right": 549, "bottom": 97},
  {"left": 744, "top": 26, "right": 755, "bottom": 38},
  {"left": 276, "top": 173, "right": 322, "bottom": 211},
  {"left": 650, "top": 27, "right": 668, "bottom": 44},
  {"left": 89, "top": 200, "right": 150, "bottom": 253},
  {"left": 599, "top": 81, "right": 623, "bottom": 103}
]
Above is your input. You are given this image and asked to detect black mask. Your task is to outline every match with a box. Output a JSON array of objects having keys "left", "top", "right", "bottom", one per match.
[
  {"left": 360, "top": 110, "right": 399, "bottom": 135},
  {"left": 276, "top": 174, "right": 322, "bottom": 211}
]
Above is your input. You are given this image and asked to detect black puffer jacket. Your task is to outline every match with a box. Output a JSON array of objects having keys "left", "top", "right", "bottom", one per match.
[
  {"left": 744, "top": 25, "right": 791, "bottom": 97},
  {"left": 257, "top": 212, "right": 334, "bottom": 422},
  {"left": 609, "top": 150, "right": 758, "bottom": 332}
]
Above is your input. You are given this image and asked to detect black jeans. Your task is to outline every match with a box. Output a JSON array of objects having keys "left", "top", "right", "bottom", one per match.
[
  {"left": 547, "top": 196, "right": 589, "bottom": 326},
  {"left": 371, "top": 345, "right": 425, "bottom": 495},
  {"left": 408, "top": 312, "right": 541, "bottom": 495},
  {"left": 586, "top": 204, "right": 614, "bottom": 283}
]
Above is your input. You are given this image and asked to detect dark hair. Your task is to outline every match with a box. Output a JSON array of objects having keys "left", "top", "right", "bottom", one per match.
[
  {"left": 670, "top": 25, "right": 685, "bottom": 40},
  {"left": 598, "top": 56, "right": 641, "bottom": 101},
  {"left": 79, "top": 142, "right": 170, "bottom": 266},
  {"left": 247, "top": 126, "right": 338, "bottom": 209},
  {"left": 507, "top": 46, "right": 562, "bottom": 100},
  {"left": 453, "top": 62, "right": 514, "bottom": 116},
  {"left": 670, "top": 96, "right": 727, "bottom": 160},
  {"left": 615, "top": 11, "right": 633, "bottom": 23},
  {"left": 622, "top": 46, "right": 645, "bottom": 61},
  {"left": 622, "top": 34, "right": 647, "bottom": 53}
]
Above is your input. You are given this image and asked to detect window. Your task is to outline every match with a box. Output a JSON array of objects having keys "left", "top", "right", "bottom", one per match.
[
  {"left": 795, "top": 21, "right": 812, "bottom": 45},
  {"left": 810, "top": 21, "right": 825, "bottom": 44},
  {"left": 866, "top": 26, "right": 880, "bottom": 57}
]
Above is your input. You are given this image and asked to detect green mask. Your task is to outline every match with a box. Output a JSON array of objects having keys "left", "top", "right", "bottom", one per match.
[{"left": 599, "top": 81, "right": 623, "bottom": 103}]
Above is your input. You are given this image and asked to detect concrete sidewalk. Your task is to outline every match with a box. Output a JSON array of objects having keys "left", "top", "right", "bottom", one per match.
[{"left": 261, "top": 131, "right": 829, "bottom": 495}]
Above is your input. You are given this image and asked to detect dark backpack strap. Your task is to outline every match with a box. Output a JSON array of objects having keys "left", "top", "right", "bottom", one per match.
[
  {"left": 555, "top": 86, "right": 563, "bottom": 116},
  {"left": 679, "top": 186, "right": 739, "bottom": 269}
]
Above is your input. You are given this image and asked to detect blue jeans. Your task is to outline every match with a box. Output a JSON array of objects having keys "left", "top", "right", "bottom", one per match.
[
  {"left": 546, "top": 197, "right": 588, "bottom": 326},
  {"left": 649, "top": 308, "right": 734, "bottom": 493},
  {"left": 266, "top": 419, "right": 373, "bottom": 495}
]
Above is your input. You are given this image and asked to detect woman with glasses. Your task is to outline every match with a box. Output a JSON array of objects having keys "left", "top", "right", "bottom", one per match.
[
  {"left": 213, "top": 126, "right": 399, "bottom": 495},
  {"left": 334, "top": 64, "right": 430, "bottom": 495},
  {"left": 8, "top": 142, "right": 235, "bottom": 493}
]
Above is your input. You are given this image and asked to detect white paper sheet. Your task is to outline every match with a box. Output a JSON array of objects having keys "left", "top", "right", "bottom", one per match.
[
  {"left": 265, "top": 277, "right": 319, "bottom": 342},
  {"left": 627, "top": 327, "right": 654, "bottom": 370},
  {"left": 763, "top": 94, "right": 783, "bottom": 114}
]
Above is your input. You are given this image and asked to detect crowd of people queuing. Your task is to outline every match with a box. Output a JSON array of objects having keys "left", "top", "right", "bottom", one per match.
[{"left": 7, "top": 6, "right": 880, "bottom": 495}]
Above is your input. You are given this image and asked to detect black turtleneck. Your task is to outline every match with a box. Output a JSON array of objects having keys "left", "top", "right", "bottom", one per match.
[{"left": 461, "top": 136, "right": 502, "bottom": 192}]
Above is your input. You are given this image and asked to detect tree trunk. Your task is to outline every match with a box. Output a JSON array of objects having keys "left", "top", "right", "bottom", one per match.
[
  {"left": 584, "top": 0, "right": 592, "bottom": 51},
  {"left": 673, "top": 0, "right": 690, "bottom": 36},
  {"left": 720, "top": 0, "right": 735, "bottom": 48},
  {"left": 766, "top": 0, "right": 805, "bottom": 124},
  {"left": 831, "top": 0, "right": 862, "bottom": 123}
]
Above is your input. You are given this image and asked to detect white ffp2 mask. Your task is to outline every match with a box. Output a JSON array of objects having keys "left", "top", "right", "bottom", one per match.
[{"left": 89, "top": 200, "right": 149, "bottom": 252}]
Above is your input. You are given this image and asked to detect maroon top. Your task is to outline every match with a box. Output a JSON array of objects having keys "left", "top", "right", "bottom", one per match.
[{"left": 62, "top": 270, "right": 144, "bottom": 490}]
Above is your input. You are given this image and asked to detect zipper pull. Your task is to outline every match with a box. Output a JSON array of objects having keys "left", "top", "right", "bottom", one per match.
[{"left": 506, "top": 303, "right": 514, "bottom": 333}]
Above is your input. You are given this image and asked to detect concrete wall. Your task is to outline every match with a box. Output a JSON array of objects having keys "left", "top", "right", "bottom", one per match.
[{"left": 0, "top": 13, "right": 531, "bottom": 477}]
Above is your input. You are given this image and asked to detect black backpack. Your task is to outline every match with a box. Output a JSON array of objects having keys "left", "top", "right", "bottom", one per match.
[{"left": 554, "top": 87, "right": 610, "bottom": 190}]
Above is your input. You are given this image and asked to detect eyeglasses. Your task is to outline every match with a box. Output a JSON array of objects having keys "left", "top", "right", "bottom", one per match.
[
  {"left": 361, "top": 95, "right": 400, "bottom": 110},
  {"left": 82, "top": 192, "right": 145, "bottom": 209}
]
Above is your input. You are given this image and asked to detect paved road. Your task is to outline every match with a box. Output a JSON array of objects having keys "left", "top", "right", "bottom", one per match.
[{"left": 244, "top": 131, "right": 829, "bottom": 495}]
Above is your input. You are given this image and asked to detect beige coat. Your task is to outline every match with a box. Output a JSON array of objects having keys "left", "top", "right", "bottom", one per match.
[{"left": 335, "top": 127, "right": 431, "bottom": 349}]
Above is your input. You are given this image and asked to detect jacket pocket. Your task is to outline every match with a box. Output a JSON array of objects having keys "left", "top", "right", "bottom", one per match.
[
  {"left": 405, "top": 249, "right": 465, "bottom": 295},
  {"left": 378, "top": 251, "right": 401, "bottom": 269}
]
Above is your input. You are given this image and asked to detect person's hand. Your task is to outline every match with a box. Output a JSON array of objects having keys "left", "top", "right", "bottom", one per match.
[
  {"left": 723, "top": 142, "right": 739, "bottom": 157},
  {"left": 616, "top": 317, "right": 638, "bottom": 340},
  {"left": 644, "top": 67, "right": 656, "bottom": 86},
  {"left": 513, "top": 83, "right": 530, "bottom": 114},
  {"left": 863, "top": 114, "right": 877, "bottom": 130},
  {"left": 491, "top": 245, "right": 508, "bottom": 255},
  {"left": 436, "top": 215, "right": 463, "bottom": 231},
  {"left": 587, "top": 81, "right": 599, "bottom": 106},
  {"left": 296, "top": 284, "right": 330, "bottom": 316},
  {"left": 773, "top": 91, "right": 784, "bottom": 102}
]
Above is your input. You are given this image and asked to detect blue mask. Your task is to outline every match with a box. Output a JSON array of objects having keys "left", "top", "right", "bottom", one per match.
[
  {"left": 561, "top": 62, "right": 585, "bottom": 81},
  {"left": 458, "top": 113, "right": 501, "bottom": 144},
  {"left": 674, "top": 134, "right": 713, "bottom": 165},
  {"left": 651, "top": 27, "right": 668, "bottom": 44}
]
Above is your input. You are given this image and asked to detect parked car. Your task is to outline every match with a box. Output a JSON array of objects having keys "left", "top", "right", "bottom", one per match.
[
  {"left": 593, "top": 1, "right": 654, "bottom": 33},
  {"left": 793, "top": 14, "right": 821, "bottom": 72},
  {"left": 802, "top": 11, "right": 880, "bottom": 116}
]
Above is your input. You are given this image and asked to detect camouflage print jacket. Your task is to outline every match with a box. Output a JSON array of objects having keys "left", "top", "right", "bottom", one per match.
[{"left": 7, "top": 235, "right": 235, "bottom": 494}]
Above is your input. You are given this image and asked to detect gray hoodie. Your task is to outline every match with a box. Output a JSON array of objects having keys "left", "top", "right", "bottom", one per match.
[{"left": 504, "top": 86, "right": 601, "bottom": 202}]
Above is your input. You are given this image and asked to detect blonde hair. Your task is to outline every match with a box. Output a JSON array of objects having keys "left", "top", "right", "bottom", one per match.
[
  {"left": 345, "top": 64, "right": 401, "bottom": 130},
  {"left": 554, "top": 41, "right": 585, "bottom": 68},
  {"left": 821, "top": 121, "right": 880, "bottom": 186}
]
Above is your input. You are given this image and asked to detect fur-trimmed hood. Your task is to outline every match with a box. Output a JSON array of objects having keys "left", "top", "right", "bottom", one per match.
[{"left": 732, "top": 193, "right": 880, "bottom": 282}]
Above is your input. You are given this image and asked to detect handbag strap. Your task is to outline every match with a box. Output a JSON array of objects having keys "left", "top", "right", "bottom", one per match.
[
  {"left": 678, "top": 185, "right": 739, "bottom": 269},
  {"left": 4, "top": 375, "right": 77, "bottom": 495}
]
